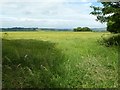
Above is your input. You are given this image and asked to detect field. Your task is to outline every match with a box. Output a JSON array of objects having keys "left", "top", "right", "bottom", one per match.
[{"left": 1, "top": 31, "right": 118, "bottom": 88}]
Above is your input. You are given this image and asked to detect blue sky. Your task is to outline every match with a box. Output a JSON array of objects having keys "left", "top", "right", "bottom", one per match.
[{"left": 0, "top": 0, "right": 106, "bottom": 28}]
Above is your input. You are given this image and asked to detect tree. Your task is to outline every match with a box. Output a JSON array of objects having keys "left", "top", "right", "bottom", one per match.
[{"left": 90, "top": 2, "right": 120, "bottom": 33}]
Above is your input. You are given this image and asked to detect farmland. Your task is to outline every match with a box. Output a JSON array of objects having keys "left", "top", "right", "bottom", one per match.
[{"left": 1, "top": 31, "right": 118, "bottom": 88}]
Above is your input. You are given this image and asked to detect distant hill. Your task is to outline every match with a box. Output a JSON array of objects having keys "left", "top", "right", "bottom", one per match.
[
  {"left": 1, "top": 27, "right": 106, "bottom": 32},
  {"left": 1, "top": 27, "right": 38, "bottom": 31},
  {"left": 37, "top": 28, "right": 72, "bottom": 31},
  {"left": 1, "top": 27, "right": 72, "bottom": 31},
  {"left": 91, "top": 28, "right": 107, "bottom": 32}
]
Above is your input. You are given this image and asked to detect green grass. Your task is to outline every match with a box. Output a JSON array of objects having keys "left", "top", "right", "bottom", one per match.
[{"left": 1, "top": 31, "right": 118, "bottom": 88}]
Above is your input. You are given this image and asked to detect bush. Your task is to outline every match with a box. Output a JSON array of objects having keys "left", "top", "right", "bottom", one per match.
[{"left": 99, "top": 34, "right": 120, "bottom": 46}]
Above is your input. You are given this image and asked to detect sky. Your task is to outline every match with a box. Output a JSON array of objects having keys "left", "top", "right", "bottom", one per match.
[{"left": 0, "top": 0, "right": 106, "bottom": 28}]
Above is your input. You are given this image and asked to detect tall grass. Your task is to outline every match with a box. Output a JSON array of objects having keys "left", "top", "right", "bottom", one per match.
[
  {"left": 2, "top": 39, "right": 66, "bottom": 88},
  {"left": 2, "top": 31, "right": 118, "bottom": 88}
]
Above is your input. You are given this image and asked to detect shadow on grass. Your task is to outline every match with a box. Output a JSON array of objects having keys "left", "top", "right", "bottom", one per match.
[{"left": 2, "top": 39, "right": 66, "bottom": 88}]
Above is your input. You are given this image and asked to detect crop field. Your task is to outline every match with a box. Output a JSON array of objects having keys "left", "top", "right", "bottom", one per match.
[{"left": 1, "top": 31, "right": 118, "bottom": 88}]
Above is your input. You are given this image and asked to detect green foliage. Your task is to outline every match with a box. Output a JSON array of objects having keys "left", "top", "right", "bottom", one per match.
[
  {"left": 90, "top": 2, "right": 120, "bottom": 33},
  {"left": 107, "top": 20, "right": 116, "bottom": 33},
  {"left": 73, "top": 27, "right": 92, "bottom": 32}
]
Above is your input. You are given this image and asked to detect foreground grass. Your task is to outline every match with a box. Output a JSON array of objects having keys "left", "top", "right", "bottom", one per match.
[{"left": 2, "top": 31, "right": 118, "bottom": 88}]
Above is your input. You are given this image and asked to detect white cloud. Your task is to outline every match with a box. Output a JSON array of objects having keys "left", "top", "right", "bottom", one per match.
[
  {"left": 0, "top": 0, "right": 106, "bottom": 28},
  {"left": 0, "top": 0, "right": 97, "bottom": 3}
]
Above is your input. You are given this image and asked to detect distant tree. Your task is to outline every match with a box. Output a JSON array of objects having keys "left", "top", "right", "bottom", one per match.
[
  {"left": 77, "top": 27, "right": 82, "bottom": 31},
  {"left": 82, "top": 27, "right": 92, "bottom": 31},
  {"left": 73, "top": 28, "right": 77, "bottom": 32},
  {"left": 73, "top": 27, "right": 92, "bottom": 32},
  {"left": 90, "top": 2, "right": 120, "bottom": 33}
]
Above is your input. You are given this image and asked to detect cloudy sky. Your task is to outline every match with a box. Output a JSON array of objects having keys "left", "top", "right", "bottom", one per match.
[{"left": 0, "top": 0, "right": 106, "bottom": 28}]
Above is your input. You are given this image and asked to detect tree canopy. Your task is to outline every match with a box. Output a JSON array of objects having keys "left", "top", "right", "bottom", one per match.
[{"left": 90, "top": 2, "right": 120, "bottom": 33}]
